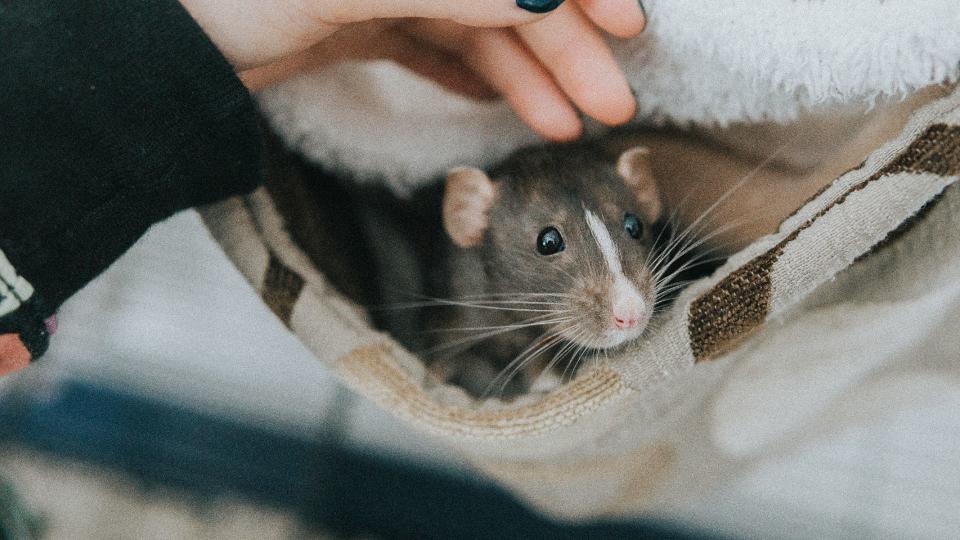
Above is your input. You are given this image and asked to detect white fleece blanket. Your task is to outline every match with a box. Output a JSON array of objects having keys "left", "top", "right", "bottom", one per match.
[{"left": 257, "top": 0, "right": 960, "bottom": 192}]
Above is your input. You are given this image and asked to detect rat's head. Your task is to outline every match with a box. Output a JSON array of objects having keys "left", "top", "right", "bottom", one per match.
[{"left": 442, "top": 144, "right": 662, "bottom": 350}]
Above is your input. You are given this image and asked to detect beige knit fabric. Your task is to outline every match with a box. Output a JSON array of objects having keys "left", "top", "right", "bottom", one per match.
[{"left": 200, "top": 86, "right": 960, "bottom": 530}]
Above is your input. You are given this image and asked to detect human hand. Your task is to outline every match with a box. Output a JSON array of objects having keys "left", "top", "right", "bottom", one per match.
[{"left": 179, "top": 0, "right": 647, "bottom": 141}]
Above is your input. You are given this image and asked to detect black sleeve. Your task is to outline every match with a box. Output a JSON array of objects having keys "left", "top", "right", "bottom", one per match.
[{"left": 0, "top": 0, "right": 263, "bottom": 360}]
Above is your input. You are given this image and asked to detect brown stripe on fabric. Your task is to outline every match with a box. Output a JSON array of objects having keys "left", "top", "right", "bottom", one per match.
[
  {"left": 262, "top": 253, "right": 304, "bottom": 326},
  {"left": 688, "top": 251, "right": 778, "bottom": 361},
  {"left": 690, "top": 123, "right": 960, "bottom": 361},
  {"left": 885, "top": 123, "right": 960, "bottom": 176}
]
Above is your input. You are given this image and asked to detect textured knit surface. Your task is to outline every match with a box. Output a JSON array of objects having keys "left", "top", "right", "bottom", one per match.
[{"left": 204, "top": 85, "right": 960, "bottom": 537}]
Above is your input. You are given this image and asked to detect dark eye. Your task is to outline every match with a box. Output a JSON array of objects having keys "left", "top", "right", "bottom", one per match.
[
  {"left": 623, "top": 213, "right": 643, "bottom": 239},
  {"left": 536, "top": 226, "right": 565, "bottom": 256}
]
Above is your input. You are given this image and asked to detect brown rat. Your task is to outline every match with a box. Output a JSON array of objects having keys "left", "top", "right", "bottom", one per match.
[
  {"left": 276, "top": 111, "right": 903, "bottom": 394},
  {"left": 429, "top": 141, "right": 669, "bottom": 394},
  {"left": 266, "top": 133, "right": 720, "bottom": 396}
]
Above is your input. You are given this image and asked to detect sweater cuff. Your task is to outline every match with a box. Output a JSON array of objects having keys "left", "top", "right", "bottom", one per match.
[{"left": 0, "top": 0, "right": 264, "bottom": 366}]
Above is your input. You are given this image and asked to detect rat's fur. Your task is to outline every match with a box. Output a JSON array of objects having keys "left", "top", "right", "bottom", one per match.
[{"left": 430, "top": 142, "right": 664, "bottom": 394}]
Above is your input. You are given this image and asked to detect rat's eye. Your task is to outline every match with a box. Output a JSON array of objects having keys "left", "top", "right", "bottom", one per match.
[
  {"left": 623, "top": 213, "right": 643, "bottom": 239},
  {"left": 536, "top": 226, "right": 565, "bottom": 256}
]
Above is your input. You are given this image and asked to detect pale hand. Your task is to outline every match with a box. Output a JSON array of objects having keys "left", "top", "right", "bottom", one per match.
[{"left": 179, "top": 0, "right": 647, "bottom": 140}]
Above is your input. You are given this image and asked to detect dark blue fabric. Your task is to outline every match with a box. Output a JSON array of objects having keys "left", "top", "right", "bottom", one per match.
[{"left": 0, "top": 383, "right": 726, "bottom": 540}]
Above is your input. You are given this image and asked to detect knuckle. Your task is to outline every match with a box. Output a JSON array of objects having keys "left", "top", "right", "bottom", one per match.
[
  {"left": 461, "top": 31, "right": 488, "bottom": 59},
  {"left": 302, "top": 0, "right": 360, "bottom": 25}
]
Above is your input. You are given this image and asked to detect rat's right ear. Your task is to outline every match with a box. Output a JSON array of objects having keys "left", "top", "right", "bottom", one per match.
[
  {"left": 616, "top": 146, "right": 662, "bottom": 223},
  {"left": 443, "top": 167, "right": 498, "bottom": 248}
]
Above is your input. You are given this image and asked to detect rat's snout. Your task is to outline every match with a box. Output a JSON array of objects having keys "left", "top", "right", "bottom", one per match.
[
  {"left": 610, "top": 279, "right": 647, "bottom": 331},
  {"left": 613, "top": 305, "right": 641, "bottom": 329}
]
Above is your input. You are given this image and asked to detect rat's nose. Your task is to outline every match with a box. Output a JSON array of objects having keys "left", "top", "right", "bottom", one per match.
[
  {"left": 613, "top": 314, "right": 638, "bottom": 329},
  {"left": 614, "top": 316, "right": 636, "bottom": 329},
  {"left": 610, "top": 279, "right": 646, "bottom": 331},
  {"left": 612, "top": 303, "right": 642, "bottom": 329}
]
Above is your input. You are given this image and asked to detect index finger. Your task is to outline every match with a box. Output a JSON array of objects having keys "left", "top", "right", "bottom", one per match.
[
  {"left": 309, "top": 0, "right": 567, "bottom": 28},
  {"left": 576, "top": 0, "right": 646, "bottom": 38},
  {"left": 515, "top": 3, "right": 637, "bottom": 126}
]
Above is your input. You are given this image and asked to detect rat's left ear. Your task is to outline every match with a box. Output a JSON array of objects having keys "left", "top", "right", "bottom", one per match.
[
  {"left": 443, "top": 167, "right": 499, "bottom": 248},
  {"left": 617, "top": 146, "right": 662, "bottom": 223}
]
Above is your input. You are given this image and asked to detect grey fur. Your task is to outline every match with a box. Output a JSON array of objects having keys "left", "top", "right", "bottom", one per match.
[{"left": 433, "top": 142, "right": 660, "bottom": 394}]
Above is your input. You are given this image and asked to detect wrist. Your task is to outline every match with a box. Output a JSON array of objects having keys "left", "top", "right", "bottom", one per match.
[{"left": 177, "top": 0, "right": 337, "bottom": 71}]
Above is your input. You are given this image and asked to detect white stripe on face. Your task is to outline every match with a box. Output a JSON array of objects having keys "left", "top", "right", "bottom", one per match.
[
  {"left": 585, "top": 209, "right": 646, "bottom": 319},
  {"left": 585, "top": 209, "right": 623, "bottom": 277}
]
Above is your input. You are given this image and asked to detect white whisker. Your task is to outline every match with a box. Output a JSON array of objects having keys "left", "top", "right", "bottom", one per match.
[
  {"left": 484, "top": 325, "right": 573, "bottom": 398},
  {"left": 425, "top": 316, "right": 575, "bottom": 334}
]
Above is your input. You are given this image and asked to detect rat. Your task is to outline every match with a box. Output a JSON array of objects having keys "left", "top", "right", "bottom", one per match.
[
  {"left": 426, "top": 141, "right": 669, "bottom": 394},
  {"left": 274, "top": 120, "right": 859, "bottom": 395}
]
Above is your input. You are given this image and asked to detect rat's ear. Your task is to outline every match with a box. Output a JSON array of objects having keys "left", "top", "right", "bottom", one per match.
[
  {"left": 616, "top": 146, "right": 662, "bottom": 223},
  {"left": 443, "top": 167, "right": 499, "bottom": 248}
]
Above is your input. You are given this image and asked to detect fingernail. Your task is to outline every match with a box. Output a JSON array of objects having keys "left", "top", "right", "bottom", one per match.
[
  {"left": 516, "top": 0, "right": 565, "bottom": 14},
  {"left": 638, "top": 1, "right": 646, "bottom": 19}
]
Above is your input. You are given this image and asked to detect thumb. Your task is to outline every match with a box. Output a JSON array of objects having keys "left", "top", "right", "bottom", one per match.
[{"left": 182, "top": 0, "right": 564, "bottom": 72}]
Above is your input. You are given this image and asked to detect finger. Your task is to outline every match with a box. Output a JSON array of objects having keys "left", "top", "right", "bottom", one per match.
[
  {"left": 575, "top": 0, "right": 646, "bottom": 38},
  {"left": 240, "top": 26, "right": 498, "bottom": 100},
  {"left": 405, "top": 21, "right": 582, "bottom": 140},
  {"left": 458, "top": 29, "right": 583, "bottom": 141},
  {"left": 239, "top": 54, "right": 313, "bottom": 91},
  {"left": 306, "top": 0, "right": 566, "bottom": 28},
  {"left": 369, "top": 30, "right": 500, "bottom": 100},
  {"left": 515, "top": 2, "right": 636, "bottom": 126},
  {"left": 239, "top": 21, "right": 395, "bottom": 91}
]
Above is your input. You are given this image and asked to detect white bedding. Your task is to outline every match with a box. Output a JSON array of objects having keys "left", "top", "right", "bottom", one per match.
[{"left": 258, "top": 0, "right": 960, "bottom": 191}]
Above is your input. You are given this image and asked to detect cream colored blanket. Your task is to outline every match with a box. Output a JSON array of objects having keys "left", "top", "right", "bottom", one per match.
[
  {"left": 203, "top": 86, "right": 960, "bottom": 538},
  {"left": 205, "top": 5, "right": 960, "bottom": 536}
]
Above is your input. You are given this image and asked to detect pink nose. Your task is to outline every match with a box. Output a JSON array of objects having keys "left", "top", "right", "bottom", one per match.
[
  {"left": 613, "top": 313, "right": 639, "bottom": 329},
  {"left": 611, "top": 294, "right": 645, "bottom": 331},
  {"left": 613, "top": 309, "right": 640, "bottom": 329}
]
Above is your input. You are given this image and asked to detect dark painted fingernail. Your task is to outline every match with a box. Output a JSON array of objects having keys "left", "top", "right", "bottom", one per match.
[
  {"left": 638, "top": 1, "right": 646, "bottom": 19},
  {"left": 516, "top": 0, "right": 564, "bottom": 14}
]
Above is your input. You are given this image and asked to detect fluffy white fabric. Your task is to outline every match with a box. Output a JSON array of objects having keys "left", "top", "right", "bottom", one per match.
[{"left": 257, "top": 0, "right": 960, "bottom": 192}]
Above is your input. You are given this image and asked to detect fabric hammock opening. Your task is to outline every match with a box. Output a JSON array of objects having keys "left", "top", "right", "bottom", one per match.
[{"left": 200, "top": 83, "right": 960, "bottom": 521}]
